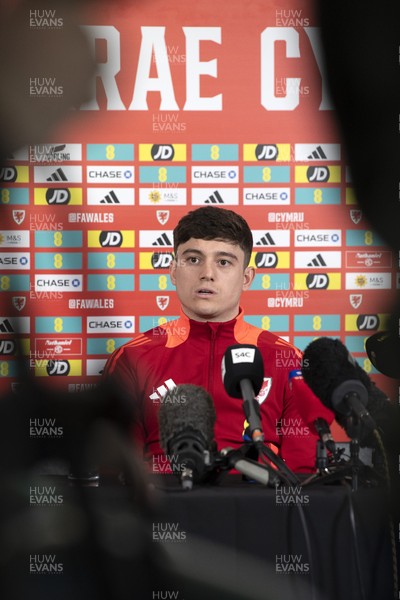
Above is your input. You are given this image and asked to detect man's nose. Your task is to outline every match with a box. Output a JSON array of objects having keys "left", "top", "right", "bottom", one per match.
[{"left": 199, "top": 259, "right": 215, "bottom": 280}]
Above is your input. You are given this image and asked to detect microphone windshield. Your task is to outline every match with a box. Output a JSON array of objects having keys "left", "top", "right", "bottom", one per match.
[
  {"left": 222, "top": 345, "right": 264, "bottom": 399},
  {"left": 365, "top": 331, "right": 400, "bottom": 378},
  {"left": 158, "top": 384, "right": 216, "bottom": 453},
  {"left": 302, "top": 337, "right": 370, "bottom": 411}
]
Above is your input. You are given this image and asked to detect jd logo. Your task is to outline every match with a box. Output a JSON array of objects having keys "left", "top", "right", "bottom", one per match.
[
  {"left": 306, "top": 274, "right": 329, "bottom": 289},
  {"left": 255, "top": 253, "right": 278, "bottom": 268},
  {"left": 46, "top": 360, "right": 70, "bottom": 376},
  {"left": 255, "top": 144, "right": 278, "bottom": 160},
  {"left": 151, "top": 145, "right": 175, "bottom": 161},
  {"left": 99, "top": 231, "right": 122, "bottom": 247},
  {"left": 0, "top": 167, "right": 17, "bottom": 182},
  {"left": 45, "top": 188, "right": 71, "bottom": 205},
  {"left": 306, "top": 166, "right": 330, "bottom": 182},
  {"left": 356, "top": 314, "right": 379, "bottom": 330}
]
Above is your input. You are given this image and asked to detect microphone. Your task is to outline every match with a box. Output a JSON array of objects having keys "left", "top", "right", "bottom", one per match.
[
  {"left": 302, "top": 338, "right": 377, "bottom": 436},
  {"left": 219, "top": 447, "right": 280, "bottom": 487},
  {"left": 158, "top": 384, "right": 216, "bottom": 490},
  {"left": 365, "top": 331, "right": 400, "bottom": 378},
  {"left": 221, "top": 345, "right": 264, "bottom": 443}
]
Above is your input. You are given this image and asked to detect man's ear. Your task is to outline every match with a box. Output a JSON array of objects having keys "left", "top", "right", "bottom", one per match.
[
  {"left": 169, "top": 258, "right": 177, "bottom": 286},
  {"left": 243, "top": 266, "right": 256, "bottom": 291}
]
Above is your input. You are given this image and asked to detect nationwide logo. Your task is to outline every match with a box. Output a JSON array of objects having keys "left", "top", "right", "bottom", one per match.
[
  {"left": 0, "top": 167, "right": 17, "bottom": 182},
  {"left": 99, "top": 231, "right": 123, "bottom": 247},
  {"left": 151, "top": 145, "right": 175, "bottom": 160},
  {"left": 46, "top": 360, "right": 70, "bottom": 376},
  {"left": 356, "top": 314, "right": 380, "bottom": 330},
  {"left": 151, "top": 252, "right": 173, "bottom": 269},
  {"left": 156, "top": 296, "right": 170, "bottom": 311},
  {"left": 30, "top": 144, "right": 73, "bottom": 163},
  {"left": 346, "top": 251, "right": 392, "bottom": 269},
  {"left": 307, "top": 145, "right": 327, "bottom": 160},
  {"left": 350, "top": 295, "right": 363, "bottom": 309},
  {"left": 255, "top": 144, "right": 279, "bottom": 161},
  {"left": 255, "top": 252, "right": 278, "bottom": 268},
  {"left": 12, "top": 297, "right": 26, "bottom": 312},
  {"left": 305, "top": 274, "right": 329, "bottom": 289},
  {"left": 307, "top": 253, "right": 327, "bottom": 267},
  {"left": 45, "top": 188, "right": 71, "bottom": 205},
  {"left": 0, "top": 340, "right": 16, "bottom": 355},
  {"left": 350, "top": 210, "right": 362, "bottom": 224},
  {"left": 306, "top": 166, "right": 330, "bottom": 182},
  {"left": 156, "top": 210, "right": 170, "bottom": 225},
  {"left": 12, "top": 210, "right": 26, "bottom": 226},
  {"left": 46, "top": 168, "right": 68, "bottom": 182}
]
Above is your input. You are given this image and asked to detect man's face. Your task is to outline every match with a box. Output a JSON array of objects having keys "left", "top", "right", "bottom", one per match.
[{"left": 170, "top": 238, "right": 255, "bottom": 322}]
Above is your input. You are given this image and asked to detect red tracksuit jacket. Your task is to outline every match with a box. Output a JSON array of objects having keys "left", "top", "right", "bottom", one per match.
[{"left": 104, "top": 308, "right": 324, "bottom": 472}]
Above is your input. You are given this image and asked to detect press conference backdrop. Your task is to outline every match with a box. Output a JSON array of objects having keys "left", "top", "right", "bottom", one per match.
[{"left": 0, "top": 0, "right": 397, "bottom": 414}]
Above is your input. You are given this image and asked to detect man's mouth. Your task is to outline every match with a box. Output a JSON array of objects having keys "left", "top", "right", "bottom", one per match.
[{"left": 196, "top": 288, "right": 215, "bottom": 296}]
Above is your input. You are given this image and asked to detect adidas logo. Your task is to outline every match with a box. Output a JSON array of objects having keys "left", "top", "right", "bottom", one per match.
[
  {"left": 307, "top": 145, "right": 327, "bottom": 160},
  {"left": 152, "top": 233, "right": 173, "bottom": 246},
  {"left": 100, "top": 190, "right": 120, "bottom": 204},
  {"left": 46, "top": 167, "right": 67, "bottom": 182},
  {"left": 0, "top": 319, "right": 14, "bottom": 333},
  {"left": 149, "top": 378, "right": 176, "bottom": 402},
  {"left": 256, "top": 233, "right": 276, "bottom": 246},
  {"left": 307, "top": 253, "right": 327, "bottom": 267},
  {"left": 204, "top": 190, "right": 224, "bottom": 204}
]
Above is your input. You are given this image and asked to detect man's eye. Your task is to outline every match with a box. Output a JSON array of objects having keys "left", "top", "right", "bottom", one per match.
[
  {"left": 188, "top": 257, "right": 199, "bottom": 264},
  {"left": 219, "top": 259, "right": 230, "bottom": 266}
]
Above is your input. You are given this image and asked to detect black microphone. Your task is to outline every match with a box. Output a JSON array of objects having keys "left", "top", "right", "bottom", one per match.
[
  {"left": 302, "top": 337, "right": 377, "bottom": 436},
  {"left": 365, "top": 331, "right": 400, "bottom": 379},
  {"left": 158, "top": 384, "right": 216, "bottom": 490},
  {"left": 219, "top": 447, "right": 280, "bottom": 487},
  {"left": 222, "top": 345, "right": 264, "bottom": 443},
  {"left": 313, "top": 417, "right": 338, "bottom": 459}
]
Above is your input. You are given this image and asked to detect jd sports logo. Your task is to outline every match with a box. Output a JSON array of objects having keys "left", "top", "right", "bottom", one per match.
[
  {"left": 255, "top": 144, "right": 278, "bottom": 160},
  {"left": 0, "top": 167, "right": 17, "bottom": 182},
  {"left": 306, "top": 167, "right": 330, "bottom": 182},
  {"left": 0, "top": 319, "right": 14, "bottom": 333},
  {"left": 307, "top": 253, "right": 327, "bottom": 267},
  {"left": 151, "top": 145, "right": 175, "bottom": 161},
  {"left": 99, "top": 231, "right": 123, "bottom": 247},
  {"left": 356, "top": 314, "right": 379, "bottom": 330},
  {"left": 151, "top": 252, "right": 173, "bottom": 269},
  {"left": 46, "top": 360, "right": 70, "bottom": 376},
  {"left": 255, "top": 252, "right": 278, "bottom": 268},
  {"left": 205, "top": 190, "right": 224, "bottom": 204},
  {"left": 100, "top": 191, "right": 119, "bottom": 204},
  {"left": 0, "top": 340, "right": 16, "bottom": 355},
  {"left": 152, "top": 233, "right": 173, "bottom": 247},
  {"left": 45, "top": 188, "right": 71, "bottom": 205},
  {"left": 256, "top": 233, "right": 276, "bottom": 246},
  {"left": 46, "top": 168, "right": 68, "bottom": 182},
  {"left": 307, "top": 146, "right": 327, "bottom": 160},
  {"left": 306, "top": 274, "right": 329, "bottom": 289}
]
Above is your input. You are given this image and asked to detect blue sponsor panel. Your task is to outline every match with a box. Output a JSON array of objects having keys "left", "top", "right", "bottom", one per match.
[
  {"left": 87, "top": 275, "right": 135, "bottom": 292},
  {"left": 346, "top": 230, "right": 387, "bottom": 247},
  {"left": 86, "top": 338, "right": 132, "bottom": 355},
  {"left": 34, "top": 231, "right": 83, "bottom": 248},
  {"left": 35, "top": 316, "right": 82, "bottom": 334},
  {"left": 0, "top": 188, "right": 29, "bottom": 205},
  {"left": 87, "top": 252, "right": 135, "bottom": 270},
  {"left": 139, "top": 315, "right": 179, "bottom": 331},
  {"left": 86, "top": 144, "right": 134, "bottom": 161},
  {"left": 191, "top": 144, "right": 238, "bottom": 161},
  {"left": 243, "top": 166, "right": 290, "bottom": 184},
  {"left": 0, "top": 360, "right": 18, "bottom": 377},
  {"left": 252, "top": 273, "right": 290, "bottom": 291},
  {"left": 244, "top": 315, "right": 289, "bottom": 332},
  {"left": 139, "top": 275, "right": 175, "bottom": 291},
  {"left": 139, "top": 166, "right": 186, "bottom": 184},
  {"left": 295, "top": 188, "right": 340, "bottom": 205},
  {"left": 344, "top": 336, "right": 366, "bottom": 354},
  {"left": 35, "top": 252, "right": 83, "bottom": 270},
  {"left": 355, "top": 357, "right": 379, "bottom": 375},
  {"left": 0, "top": 274, "right": 30, "bottom": 291},
  {"left": 294, "top": 315, "right": 341, "bottom": 332},
  {"left": 293, "top": 336, "right": 320, "bottom": 351}
]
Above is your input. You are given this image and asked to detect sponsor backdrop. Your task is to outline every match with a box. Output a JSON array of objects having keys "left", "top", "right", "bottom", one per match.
[{"left": 0, "top": 0, "right": 397, "bottom": 430}]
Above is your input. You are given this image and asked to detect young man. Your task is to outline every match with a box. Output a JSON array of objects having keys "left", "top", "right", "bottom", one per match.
[{"left": 104, "top": 206, "right": 330, "bottom": 473}]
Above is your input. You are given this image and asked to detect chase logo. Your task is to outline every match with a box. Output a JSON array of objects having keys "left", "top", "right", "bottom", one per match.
[
  {"left": 99, "top": 231, "right": 122, "bottom": 247},
  {"left": 45, "top": 188, "right": 71, "bottom": 205},
  {"left": 46, "top": 360, "right": 70, "bottom": 376},
  {"left": 151, "top": 145, "right": 175, "bottom": 161}
]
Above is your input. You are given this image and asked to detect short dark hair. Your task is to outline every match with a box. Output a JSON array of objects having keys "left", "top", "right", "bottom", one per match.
[{"left": 173, "top": 207, "right": 253, "bottom": 267}]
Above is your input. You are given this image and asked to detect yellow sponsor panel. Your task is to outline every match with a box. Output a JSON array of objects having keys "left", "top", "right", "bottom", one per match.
[
  {"left": 139, "top": 252, "right": 155, "bottom": 270},
  {"left": 34, "top": 188, "right": 83, "bottom": 205},
  {"left": 345, "top": 188, "right": 358, "bottom": 205},
  {"left": 15, "top": 166, "right": 29, "bottom": 183},
  {"left": 34, "top": 359, "right": 82, "bottom": 377},
  {"left": 294, "top": 273, "right": 341, "bottom": 290},
  {"left": 20, "top": 339, "right": 30, "bottom": 355},
  {"left": 345, "top": 314, "right": 388, "bottom": 331},
  {"left": 87, "top": 230, "right": 135, "bottom": 248},
  {"left": 295, "top": 166, "right": 341, "bottom": 183},
  {"left": 250, "top": 251, "right": 290, "bottom": 269},
  {"left": 139, "top": 144, "right": 186, "bottom": 162},
  {"left": 243, "top": 144, "right": 291, "bottom": 162}
]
